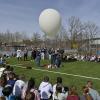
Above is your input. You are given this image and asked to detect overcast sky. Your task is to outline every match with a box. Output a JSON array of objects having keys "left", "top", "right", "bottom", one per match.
[{"left": 0, "top": 0, "right": 100, "bottom": 36}]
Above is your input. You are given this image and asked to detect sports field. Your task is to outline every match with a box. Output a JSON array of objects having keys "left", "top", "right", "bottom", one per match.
[{"left": 7, "top": 57, "right": 100, "bottom": 94}]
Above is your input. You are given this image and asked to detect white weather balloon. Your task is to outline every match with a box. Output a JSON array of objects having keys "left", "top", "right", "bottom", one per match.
[{"left": 39, "top": 9, "right": 61, "bottom": 37}]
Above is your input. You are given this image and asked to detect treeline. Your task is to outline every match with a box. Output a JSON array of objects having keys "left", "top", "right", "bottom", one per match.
[{"left": 0, "top": 16, "right": 100, "bottom": 53}]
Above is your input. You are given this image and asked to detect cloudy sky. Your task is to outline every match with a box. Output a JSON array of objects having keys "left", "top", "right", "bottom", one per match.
[{"left": 0, "top": 0, "right": 100, "bottom": 36}]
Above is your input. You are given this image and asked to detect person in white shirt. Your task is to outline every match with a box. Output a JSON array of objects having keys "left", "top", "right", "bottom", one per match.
[
  {"left": 13, "top": 75, "right": 25, "bottom": 99},
  {"left": 53, "top": 77, "right": 64, "bottom": 100},
  {"left": 86, "top": 81, "right": 100, "bottom": 100},
  {"left": 16, "top": 49, "right": 22, "bottom": 61},
  {"left": 53, "top": 84, "right": 67, "bottom": 100},
  {"left": 41, "top": 49, "right": 45, "bottom": 60},
  {"left": 0, "top": 67, "right": 5, "bottom": 77},
  {"left": 90, "top": 56, "right": 96, "bottom": 61},
  {"left": 39, "top": 76, "right": 53, "bottom": 100}
]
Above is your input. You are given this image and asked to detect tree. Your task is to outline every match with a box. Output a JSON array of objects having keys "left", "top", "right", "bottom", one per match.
[
  {"left": 32, "top": 32, "right": 41, "bottom": 47},
  {"left": 68, "top": 16, "right": 83, "bottom": 49},
  {"left": 83, "top": 22, "right": 100, "bottom": 54},
  {"left": 57, "top": 25, "right": 69, "bottom": 48},
  {"left": 15, "top": 32, "right": 23, "bottom": 42}
]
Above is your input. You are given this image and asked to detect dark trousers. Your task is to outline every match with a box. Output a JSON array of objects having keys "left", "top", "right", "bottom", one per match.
[{"left": 24, "top": 54, "right": 27, "bottom": 61}]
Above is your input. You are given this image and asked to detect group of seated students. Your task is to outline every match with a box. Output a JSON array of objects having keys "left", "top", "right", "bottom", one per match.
[
  {"left": 0, "top": 57, "right": 6, "bottom": 66},
  {"left": 0, "top": 65, "right": 100, "bottom": 100}
]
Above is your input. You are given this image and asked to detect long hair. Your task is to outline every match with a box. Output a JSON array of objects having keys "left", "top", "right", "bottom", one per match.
[
  {"left": 25, "top": 92, "right": 35, "bottom": 100},
  {"left": 69, "top": 86, "right": 78, "bottom": 96},
  {"left": 26, "top": 77, "right": 35, "bottom": 94}
]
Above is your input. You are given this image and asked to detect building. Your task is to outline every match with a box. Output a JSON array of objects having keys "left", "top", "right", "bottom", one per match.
[{"left": 91, "top": 38, "right": 100, "bottom": 55}]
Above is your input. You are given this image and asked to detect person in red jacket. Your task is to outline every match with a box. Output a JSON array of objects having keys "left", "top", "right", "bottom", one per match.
[{"left": 66, "top": 86, "right": 79, "bottom": 100}]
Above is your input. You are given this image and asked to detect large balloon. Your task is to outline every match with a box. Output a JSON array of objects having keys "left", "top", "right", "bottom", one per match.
[{"left": 39, "top": 8, "right": 61, "bottom": 37}]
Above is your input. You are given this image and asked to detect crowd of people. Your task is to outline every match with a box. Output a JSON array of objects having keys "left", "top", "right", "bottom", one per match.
[
  {"left": 1, "top": 47, "right": 100, "bottom": 69},
  {"left": 16, "top": 48, "right": 62, "bottom": 68},
  {"left": 78, "top": 55, "right": 100, "bottom": 62},
  {"left": 0, "top": 48, "right": 100, "bottom": 100},
  {"left": 16, "top": 47, "right": 100, "bottom": 63},
  {"left": 15, "top": 47, "right": 100, "bottom": 69},
  {"left": 0, "top": 65, "right": 100, "bottom": 100}
]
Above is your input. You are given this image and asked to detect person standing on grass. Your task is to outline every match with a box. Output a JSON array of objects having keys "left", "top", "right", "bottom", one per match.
[
  {"left": 55, "top": 53, "right": 62, "bottom": 68},
  {"left": 35, "top": 49, "right": 41, "bottom": 67},
  {"left": 41, "top": 48, "right": 45, "bottom": 60},
  {"left": 24, "top": 48, "right": 28, "bottom": 61},
  {"left": 16, "top": 48, "right": 22, "bottom": 61},
  {"left": 31, "top": 48, "right": 37, "bottom": 61},
  {"left": 51, "top": 51, "right": 56, "bottom": 68}
]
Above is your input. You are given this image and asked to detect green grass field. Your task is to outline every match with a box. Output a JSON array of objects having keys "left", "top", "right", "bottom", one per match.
[{"left": 6, "top": 57, "right": 100, "bottom": 94}]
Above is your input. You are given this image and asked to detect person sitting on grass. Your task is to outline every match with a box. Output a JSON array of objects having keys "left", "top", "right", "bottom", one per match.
[
  {"left": 0, "top": 68, "right": 5, "bottom": 77},
  {"left": 2, "top": 85, "right": 15, "bottom": 100},
  {"left": 0, "top": 76, "right": 7, "bottom": 97},
  {"left": 21, "top": 77, "right": 40, "bottom": 100},
  {"left": 3, "top": 66, "right": 14, "bottom": 81},
  {"left": 0, "top": 57, "right": 3, "bottom": 65},
  {"left": 66, "top": 86, "right": 79, "bottom": 100},
  {"left": 86, "top": 81, "right": 100, "bottom": 100},
  {"left": 13, "top": 74, "right": 25, "bottom": 100},
  {"left": 3, "top": 66, "right": 12, "bottom": 75},
  {"left": 0, "top": 96, "right": 6, "bottom": 100},
  {"left": 7, "top": 72, "right": 16, "bottom": 88},
  {"left": 63, "top": 86, "right": 69, "bottom": 99},
  {"left": 25, "top": 91, "right": 35, "bottom": 100},
  {"left": 53, "top": 77, "right": 64, "bottom": 100},
  {"left": 80, "top": 86, "right": 93, "bottom": 100},
  {"left": 53, "top": 84, "right": 67, "bottom": 100},
  {"left": 39, "top": 76, "right": 53, "bottom": 100},
  {"left": 0, "top": 56, "right": 6, "bottom": 67}
]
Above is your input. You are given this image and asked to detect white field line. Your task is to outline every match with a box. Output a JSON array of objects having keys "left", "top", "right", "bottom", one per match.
[{"left": 11, "top": 64, "right": 100, "bottom": 81}]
